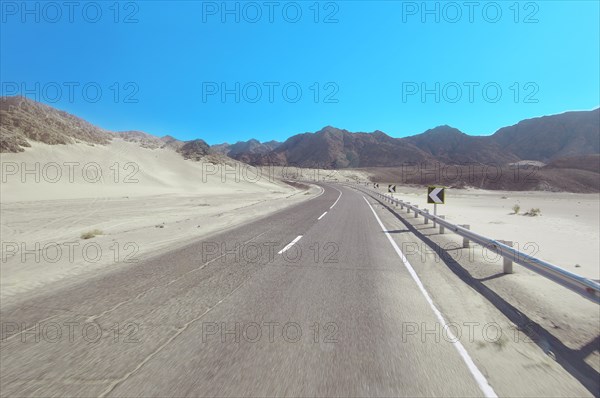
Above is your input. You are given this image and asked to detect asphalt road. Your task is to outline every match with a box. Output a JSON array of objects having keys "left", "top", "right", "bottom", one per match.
[{"left": 1, "top": 183, "right": 499, "bottom": 397}]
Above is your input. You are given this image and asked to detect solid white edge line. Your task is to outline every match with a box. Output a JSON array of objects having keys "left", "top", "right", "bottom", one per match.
[
  {"left": 278, "top": 235, "right": 303, "bottom": 255},
  {"left": 362, "top": 196, "right": 498, "bottom": 398},
  {"left": 318, "top": 212, "right": 328, "bottom": 220},
  {"left": 330, "top": 186, "right": 343, "bottom": 209},
  {"left": 303, "top": 184, "right": 325, "bottom": 202},
  {"left": 314, "top": 185, "right": 325, "bottom": 199}
]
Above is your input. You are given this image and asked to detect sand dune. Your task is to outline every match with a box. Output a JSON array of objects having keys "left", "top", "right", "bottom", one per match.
[
  {"left": 0, "top": 140, "right": 318, "bottom": 302},
  {"left": 1, "top": 139, "right": 296, "bottom": 201}
]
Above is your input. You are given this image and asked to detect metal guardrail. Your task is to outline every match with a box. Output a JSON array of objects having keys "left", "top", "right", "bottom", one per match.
[{"left": 356, "top": 185, "right": 600, "bottom": 304}]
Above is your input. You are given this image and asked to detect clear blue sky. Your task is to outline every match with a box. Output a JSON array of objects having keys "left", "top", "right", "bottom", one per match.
[{"left": 1, "top": 1, "right": 599, "bottom": 144}]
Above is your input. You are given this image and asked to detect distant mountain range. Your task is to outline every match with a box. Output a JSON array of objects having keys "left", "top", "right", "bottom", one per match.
[
  {"left": 212, "top": 139, "right": 281, "bottom": 163},
  {"left": 238, "top": 110, "right": 599, "bottom": 168},
  {"left": 1, "top": 96, "right": 598, "bottom": 192}
]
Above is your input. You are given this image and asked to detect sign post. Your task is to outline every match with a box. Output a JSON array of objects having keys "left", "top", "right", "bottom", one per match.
[{"left": 427, "top": 186, "right": 445, "bottom": 228}]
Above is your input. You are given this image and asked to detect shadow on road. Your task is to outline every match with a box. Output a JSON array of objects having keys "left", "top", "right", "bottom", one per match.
[{"left": 368, "top": 192, "right": 600, "bottom": 397}]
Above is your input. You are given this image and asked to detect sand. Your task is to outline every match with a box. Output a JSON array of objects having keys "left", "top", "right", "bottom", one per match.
[
  {"left": 0, "top": 140, "right": 319, "bottom": 302},
  {"left": 376, "top": 185, "right": 600, "bottom": 280}
]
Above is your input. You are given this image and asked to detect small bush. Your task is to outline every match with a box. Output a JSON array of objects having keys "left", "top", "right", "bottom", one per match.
[
  {"left": 524, "top": 208, "right": 541, "bottom": 217},
  {"left": 81, "top": 229, "right": 102, "bottom": 239},
  {"left": 493, "top": 336, "right": 508, "bottom": 351},
  {"left": 512, "top": 204, "right": 520, "bottom": 214}
]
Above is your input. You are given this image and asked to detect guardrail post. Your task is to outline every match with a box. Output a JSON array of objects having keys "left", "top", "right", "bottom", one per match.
[
  {"left": 400, "top": 202, "right": 404, "bottom": 209},
  {"left": 424, "top": 209, "right": 429, "bottom": 224},
  {"left": 461, "top": 225, "right": 470, "bottom": 248},
  {"left": 406, "top": 202, "right": 411, "bottom": 214},
  {"left": 414, "top": 205, "right": 419, "bottom": 218},
  {"left": 438, "top": 215, "right": 445, "bottom": 234},
  {"left": 498, "top": 240, "right": 514, "bottom": 274}
]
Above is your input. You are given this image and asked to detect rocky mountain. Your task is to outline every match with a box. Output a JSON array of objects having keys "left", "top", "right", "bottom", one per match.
[
  {"left": 491, "top": 109, "right": 600, "bottom": 161},
  {"left": 212, "top": 139, "right": 280, "bottom": 162},
  {"left": 210, "top": 143, "right": 230, "bottom": 155},
  {"left": 248, "top": 126, "right": 431, "bottom": 168},
  {"left": 0, "top": 96, "right": 111, "bottom": 152},
  {"left": 0, "top": 96, "right": 206, "bottom": 161},
  {"left": 228, "top": 109, "right": 599, "bottom": 168},
  {"left": 2, "top": 96, "right": 598, "bottom": 184},
  {"left": 160, "top": 135, "right": 185, "bottom": 151},
  {"left": 178, "top": 139, "right": 211, "bottom": 161},
  {"left": 402, "top": 125, "right": 519, "bottom": 164},
  {"left": 119, "top": 131, "right": 184, "bottom": 150},
  {"left": 544, "top": 154, "right": 600, "bottom": 174}
]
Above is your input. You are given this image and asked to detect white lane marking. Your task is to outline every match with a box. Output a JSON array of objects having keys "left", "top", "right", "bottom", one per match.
[
  {"left": 313, "top": 185, "right": 325, "bottom": 199},
  {"left": 278, "top": 235, "right": 303, "bottom": 255},
  {"left": 362, "top": 196, "right": 498, "bottom": 398},
  {"left": 299, "top": 184, "right": 324, "bottom": 202},
  {"left": 330, "top": 186, "right": 343, "bottom": 209},
  {"left": 318, "top": 212, "right": 328, "bottom": 220}
]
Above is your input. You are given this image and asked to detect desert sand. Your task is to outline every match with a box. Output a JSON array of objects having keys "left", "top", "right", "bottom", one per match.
[
  {"left": 375, "top": 185, "right": 600, "bottom": 280},
  {"left": 0, "top": 140, "right": 319, "bottom": 302}
]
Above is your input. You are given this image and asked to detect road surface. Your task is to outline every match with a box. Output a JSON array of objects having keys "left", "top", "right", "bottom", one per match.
[{"left": 0, "top": 183, "right": 590, "bottom": 397}]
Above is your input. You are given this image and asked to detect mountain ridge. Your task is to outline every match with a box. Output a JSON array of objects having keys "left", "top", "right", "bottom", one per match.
[{"left": 2, "top": 96, "right": 598, "bottom": 170}]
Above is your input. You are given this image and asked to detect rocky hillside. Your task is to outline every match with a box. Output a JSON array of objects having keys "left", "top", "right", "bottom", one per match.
[
  {"left": 0, "top": 96, "right": 211, "bottom": 162},
  {"left": 118, "top": 131, "right": 185, "bottom": 151},
  {"left": 178, "top": 139, "right": 212, "bottom": 160},
  {"left": 2, "top": 96, "right": 598, "bottom": 191},
  {"left": 248, "top": 126, "right": 432, "bottom": 168},
  {"left": 491, "top": 109, "right": 600, "bottom": 161},
  {"left": 212, "top": 139, "right": 280, "bottom": 162},
  {"left": 219, "top": 109, "right": 599, "bottom": 168},
  {"left": 544, "top": 154, "right": 600, "bottom": 174},
  {"left": 0, "top": 96, "right": 112, "bottom": 152},
  {"left": 402, "top": 125, "right": 519, "bottom": 164}
]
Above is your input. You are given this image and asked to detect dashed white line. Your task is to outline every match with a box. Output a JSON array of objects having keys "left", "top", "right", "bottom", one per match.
[
  {"left": 278, "top": 235, "right": 303, "bottom": 255},
  {"left": 318, "top": 212, "right": 328, "bottom": 220},
  {"left": 362, "top": 196, "right": 498, "bottom": 398}
]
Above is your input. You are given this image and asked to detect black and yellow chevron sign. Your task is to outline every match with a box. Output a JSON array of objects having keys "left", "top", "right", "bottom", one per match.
[{"left": 427, "top": 186, "right": 445, "bottom": 204}]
